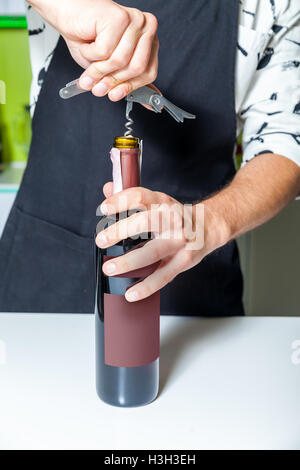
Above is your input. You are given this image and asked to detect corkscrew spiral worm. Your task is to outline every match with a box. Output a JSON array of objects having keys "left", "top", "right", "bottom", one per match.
[
  {"left": 124, "top": 101, "right": 134, "bottom": 137},
  {"left": 124, "top": 115, "right": 133, "bottom": 136}
]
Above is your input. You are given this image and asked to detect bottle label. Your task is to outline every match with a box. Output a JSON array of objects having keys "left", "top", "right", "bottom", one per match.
[{"left": 104, "top": 290, "right": 160, "bottom": 367}]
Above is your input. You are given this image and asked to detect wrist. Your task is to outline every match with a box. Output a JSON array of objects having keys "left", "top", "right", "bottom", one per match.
[{"left": 197, "top": 197, "right": 232, "bottom": 252}]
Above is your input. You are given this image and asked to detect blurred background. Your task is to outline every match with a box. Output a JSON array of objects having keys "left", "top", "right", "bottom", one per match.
[
  {"left": 0, "top": 1, "right": 31, "bottom": 173},
  {"left": 0, "top": 0, "right": 299, "bottom": 316}
]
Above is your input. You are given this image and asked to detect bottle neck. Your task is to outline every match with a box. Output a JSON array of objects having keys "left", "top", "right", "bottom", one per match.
[
  {"left": 119, "top": 147, "right": 140, "bottom": 190},
  {"left": 113, "top": 135, "right": 141, "bottom": 192}
]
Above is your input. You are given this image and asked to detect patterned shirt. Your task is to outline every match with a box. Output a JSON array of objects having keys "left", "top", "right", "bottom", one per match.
[{"left": 26, "top": 0, "right": 300, "bottom": 167}]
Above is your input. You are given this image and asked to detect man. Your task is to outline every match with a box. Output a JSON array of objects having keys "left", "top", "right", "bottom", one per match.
[{"left": 0, "top": 0, "right": 299, "bottom": 314}]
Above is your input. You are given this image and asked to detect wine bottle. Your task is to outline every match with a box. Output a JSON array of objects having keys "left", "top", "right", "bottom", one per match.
[{"left": 95, "top": 135, "right": 160, "bottom": 407}]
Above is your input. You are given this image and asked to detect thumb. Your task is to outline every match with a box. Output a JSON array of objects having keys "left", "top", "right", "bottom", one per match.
[{"left": 103, "top": 181, "right": 114, "bottom": 198}]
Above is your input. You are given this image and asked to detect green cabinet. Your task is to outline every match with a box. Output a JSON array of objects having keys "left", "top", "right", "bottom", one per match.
[{"left": 0, "top": 16, "right": 31, "bottom": 165}]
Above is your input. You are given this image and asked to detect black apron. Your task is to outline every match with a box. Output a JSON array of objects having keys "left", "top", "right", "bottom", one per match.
[{"left": 0, "top": 0, "right": 244, "bottom": 315}]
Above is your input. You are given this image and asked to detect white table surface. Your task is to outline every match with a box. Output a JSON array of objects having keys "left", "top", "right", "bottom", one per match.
[{"left": 0, "top": 313, "right": 299, "bottom": 450}]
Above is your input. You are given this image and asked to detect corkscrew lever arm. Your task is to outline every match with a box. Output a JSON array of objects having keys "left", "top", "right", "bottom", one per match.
[{"left": 125, "top": 85, "right": 196, "bottom": 123}]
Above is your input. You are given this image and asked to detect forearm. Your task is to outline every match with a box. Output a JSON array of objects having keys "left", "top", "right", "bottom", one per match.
[
  {"left": 203, "top": 153, "right": 300, "bottom": 249},
  {"left": 27, "top": 0, "right": 109, "bottom": 28}
]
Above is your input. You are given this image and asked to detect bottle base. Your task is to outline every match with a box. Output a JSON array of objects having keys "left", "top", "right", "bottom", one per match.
[
  {"left": 96, "top": 388, "right": 159, "bottom": 408},
  {"left": 96, "top": 358, "right": 159, "bottom": 408}
]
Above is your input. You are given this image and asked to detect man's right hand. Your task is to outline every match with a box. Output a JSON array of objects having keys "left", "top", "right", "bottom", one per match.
[{"left": 29, "top": 0, "right": 159, "bottom": 101}]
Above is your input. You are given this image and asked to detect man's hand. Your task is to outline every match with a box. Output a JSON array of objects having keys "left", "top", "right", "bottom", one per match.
[
  {"left": 95, "top": 154, "right": 300, "bottom": 302},
  {"left": 95, "top": 182, "right": 228, "bottom": 302},
  {"left": 29, "top": 0, "right": 158, "bottom": 101}
]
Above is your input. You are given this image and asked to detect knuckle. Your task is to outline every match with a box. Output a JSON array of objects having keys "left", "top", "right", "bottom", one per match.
[
  {"left": 154, "top": 191, "right": 170, "bottom": 204},
  {"left": 93, "top": 61, "right": 105, "bottom": 75},
  {"left": 173, "top": 215, "right": 183, "bottom": 233},
  {"left": 150, "top": 247, "right": 160, "bottom": 261},
  {"left": 147, "top": 67, "right": 158, "bottom": 82},
  {"left": 98, "top": 51, "right": 110, "bottom": 61},
  {"left": 145, "top": 12, "right": 158, "bottom": 33},
  {"left": 162, "top": 272, "right": 173, "bottom": 285},
  {"left": 94, "top": 40, "right": 110, "bottom": 60},
  {"left": 143, "top": 283, "right": 154, "bottom": 298},
  {"left": 153, "top": 35, "right": 159, "bottom": 46},
  {"left": 180, "top": 250, "right": 193, "bottom": 267},
  {"left": 135, "top": 188, "right": 145, "bottom": 205},
  {"left": 120, "top": 257, "right": 130, "bottom": 273},
  {"left": 117, "top": 8, "right": 130, "bottom": 27},
  {"left": 142, "top": 210, "right": 151, "bottom": 233},
  {"left": 131, "top": 8, "right": 145, "bottom": 29},
  {"left": 173, "top": 211, "right": 183, "bottom": 231},
  {"left": 130, "top": 60, "right": 147, "bottom": 76},
  {"left": 157, "top": 202, "right": 168, "bottom": 214},
  {"left": 107, "top": 74, "right": 119, "bottom": 87},
  {"left": 122, "top": 82, "right": 133, "bottom": 95},
  {"left": 109, "top": 55, "right": 127, "bottom": 69}
]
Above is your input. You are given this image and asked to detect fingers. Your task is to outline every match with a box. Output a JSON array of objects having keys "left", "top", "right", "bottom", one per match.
[
  {"left": 98, "top": 188, "right": 196, "bottom": 253},
  {"left": 90, "top": 30, "right": 155, "bottom": 99},
  {"left": 102, "top": 237, "right": 182, "bottom": 276},
  {"left": 125, "top": 250, "right": 192, "bottom": 302},
  {"left": 103, "top": 182, "right": 114, "bottom": 199},
  {"left": 64, "top": 38, "right": 92, "bottom": 69},
  {"left": 96, "top": 210, "right": 152, "bottom": 247},
  {"left": 80, "top": 20, "right": 144, "bottom": 90},
  {"left": 107, "top": 34, "right": 159, "bottom": 101},
  {"left": 96, "top": 203, "right": 188, "bottom": 249},
  {"left": 79, "top": 7, "right": 130, "bottom": 64},
  {"left": 100, "top": 187, "right": 170, "bottom": 215},
  {"left": 78, "top": 10, "right": 158, "bottom": 99}
]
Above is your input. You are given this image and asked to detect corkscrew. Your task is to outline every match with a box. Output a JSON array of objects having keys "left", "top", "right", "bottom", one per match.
[
  {"left": 124, "top": 86, "right": 196, "bottom": 136},
  {"left": 59, "top": 81, "right": 196, "bottom": 134}
]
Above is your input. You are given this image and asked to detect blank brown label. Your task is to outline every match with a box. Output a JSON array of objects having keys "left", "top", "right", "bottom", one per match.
[{"left": 104, "top": 292, "right": 160, "bottom": 367}]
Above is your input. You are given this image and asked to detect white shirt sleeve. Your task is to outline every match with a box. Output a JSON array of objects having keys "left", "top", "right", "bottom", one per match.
[
  {"left": 26, "top": 2, "right": 59, "bottom": 116},
  {"left": 238, "top": 0, "right": 300, "bottom": 168}
]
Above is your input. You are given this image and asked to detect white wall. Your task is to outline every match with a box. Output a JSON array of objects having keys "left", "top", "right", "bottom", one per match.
[
  {"left": 238, "top": 200, "right": 300, "bottom": 316},
  {"left": 0, "top": 1, "right": 26, "bottom": 15}
]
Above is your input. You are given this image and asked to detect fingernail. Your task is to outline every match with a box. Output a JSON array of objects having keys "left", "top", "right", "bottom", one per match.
[
  {"left": 80, "top": 76, "right": 94, "bottom": 89},
  {"left": 104, "top": 262, "right": 116, "bottom": 274},
  {"left": 97, "top": 233, "right": 107, "bottom": 246},
  {"left": 126, "top": 290, "right": 139, "bottom": 302},
  {"left": 93, "top": 82, "right": 109, "bottom": 97},
  {"left": 109, "top": 87, "right": 125, "bottom": 101},
  {"left": 101, "top": 203, "right": 108, "bottom": 214}
]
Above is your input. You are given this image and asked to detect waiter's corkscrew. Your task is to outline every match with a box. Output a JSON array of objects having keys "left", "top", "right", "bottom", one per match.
[{"left": 59, "top": 81, "right": 196, "bottom": 135}]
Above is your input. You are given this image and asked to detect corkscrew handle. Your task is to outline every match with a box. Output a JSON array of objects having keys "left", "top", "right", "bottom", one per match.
[
  {"left": 124, "top": 85, "right": 196, "bottom": 135},
  {"left": 125, "top": 86, "right": 196, "bottom": 121},
  {"left": 59, "top": 79, "right": 86, "bottom": 99}
]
